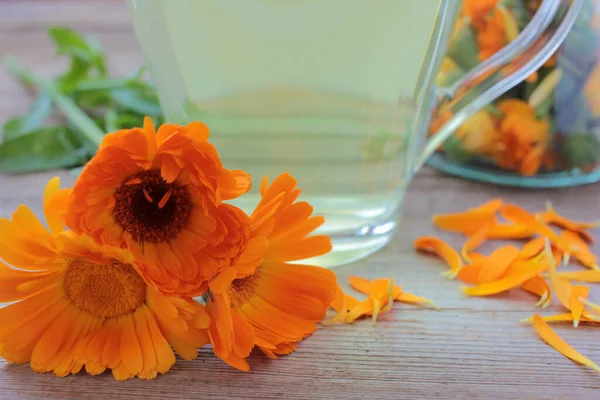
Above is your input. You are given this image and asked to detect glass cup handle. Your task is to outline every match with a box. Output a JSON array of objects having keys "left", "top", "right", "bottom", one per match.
[{"left": 413, "top": 0, "right": 585, "bottom": 173}]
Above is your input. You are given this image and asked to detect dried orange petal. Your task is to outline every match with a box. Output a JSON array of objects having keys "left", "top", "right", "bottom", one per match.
[
  {"left": 462, "top": 259, "right": 548, "bottom": 296},
  {"left": 414, "top": 236, "right": 463, "bottom": 278},
  {"left": 540, "top": 201, "right": 599, "bottom": 231},
  {"left": 501, "top": 204, "right": 570, "bottom": 254},
  {"left": 570, "top": 285, "right": 590, "bottom": 328},
  {"left": 478, "top": 245, "right": 520, "bottom": 283},
  {"left": 432, "top": 199, "right": 503, "bottom": 234},
  {"left": 461, "top": 223, "right": 492, "bottom": 263},
  {"left": 556, "top": 270, "right": 600, "bottom": 283},
  {"left": 532, "top": 314, "right": 600, "bottom": 373},
  {"left": 520, "top": 275, "right": 552, "bottom": 308},
  {"left": 518, "top": 237, "right": 546, "bottom": 260}
]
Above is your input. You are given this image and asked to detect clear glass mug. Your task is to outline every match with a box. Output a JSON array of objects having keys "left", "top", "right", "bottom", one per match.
[{"left": 126, "top": 0, "right": 582, "bottom": 268}]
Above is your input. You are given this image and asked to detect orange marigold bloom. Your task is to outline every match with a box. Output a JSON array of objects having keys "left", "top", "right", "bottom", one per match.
[
  {"left": 64, "top": 118, "right": 251, "bottom": 297},
  {"left": 0, "top": 178, "right": 209, "bottom": 380},
  {"left": 205, "top": 173, "right": 337, "bottom": 371},
  {"left": 476, "top": 6, "right": 519, "bottom": 61},
  {"left": 493, "top": 99, "right": 551, "bottom": 176},
  {"left": 463, "top": 0, "right": 500, "bottom": 28}
]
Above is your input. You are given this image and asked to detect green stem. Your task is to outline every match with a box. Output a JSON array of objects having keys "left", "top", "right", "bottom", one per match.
[{"left": 4, "top": 55, "right": 104, "bottom": 148}]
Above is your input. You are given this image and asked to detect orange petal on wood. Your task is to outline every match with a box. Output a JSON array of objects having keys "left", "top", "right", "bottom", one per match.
[
  {"left": 462, "top": 259, "right": 548, "bottom": 296},
  {"left": 518, "top": 237, "right": 546, "bottom": 260},
  {"left": 457, "top": 262, "right": 485, "bottom": 285},
  {"left": 348, "top": 276, "right": 373, "bottom": 295},
  {"left": 532, "top": 314, "right": 600, "bottom": 373},
  {"left": 324, "top": 285, "right": 361, "bottom": 326},
  {"left": 501, "top": 204, "right": 570, "bottom": 253},
  {"left": 460, "top": 223, "right": 492, "bottom": 263},
  {"left": 521, "top": 313, "right": 599, "bottom": 324},
  {"left": 478, "top": 245, "right": 520, "bottom": 283},
  {"left": 414, "top": 236, "right": 463, "bottom": 278},
  {"left": 520, "top": 275, "right": 552, "bottom": 308},
  {"left": 545, "top": 240, "right": 573, "bottom": 310},
  {"left": 485, "top": 223, "right": 537, "bottom": 240},
  {"left": 432, "top": 199, "right": 502, "bottom": 234},
  {"left": 570, "top": 285, "right": 590, "bottom": 328},
  {"left": 560, "top": 231, "right": 599, "bottom": 270},
  {"left": 541, "top": 201, "right": 599, "bottom": 231},
  {"left": 556, "top": 270, "right": 600, "bottom": 283},
  {"left": 394, "top": 292, "right": 439, "bottom": 310},
  {"left": 579, "top": 298, "right": 600, "bottom": 315}
]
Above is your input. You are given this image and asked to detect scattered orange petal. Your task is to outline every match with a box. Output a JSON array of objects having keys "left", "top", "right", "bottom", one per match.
[
  {"left": 462, "top": 258, "right": 548, "bottom": 296},
  {"left": 521, "top": 313, "right": 599, "bottom": 324},
  {"left": 432, "top": 199, "right": 502, "bottom": 235},
  {"left": 324, "top": 285, "right": 361, "bottom": 326},
  {"left": 457, "top": 262, "right": 485, "bottom": 285},
  {"left": 414, "top": 236, "right": 463, "bottom": 278},
  {"left": 485, "top": 223, "right": 537, "bottom": 239},
  {"left": 501, "top": 204, "right": 570, "bottom": 254},
  {"left": 478, "top": 245, "right": 520, "bottom": 283},
  {"left": 560, "top": 231, "right": 599, "bottom": 270},
  {"left": 540, "top": 201, "right": 599, "bottom": 231},
  {"left": 520, "top": 275, "right": 552, "bottom": 308},
  {"left": 545, "top": 240, "right": 573, "bottom": 310},
  {"left": 394, "top": 292, "right": 439, "bottom": 310},
  {"left": 556, "top": 270, "right": 600, "bottom": 283},
  {"left": 570, "top": 285, "right": 590, "bottom": 328},
  {"left": 532, "top": 314, "right": 600, "bottom": 373},
  {"left": 579, "top": 298, "right": 600, "bottom": 315},
  {"left": 461, "top": 223, "right": 493, "bottom": 263},
  {"left": 346, "top": 278, "right": 395, "bottom": 324},
  {"left": 518, "top": 237, "right": 546, "bottom": 260}
]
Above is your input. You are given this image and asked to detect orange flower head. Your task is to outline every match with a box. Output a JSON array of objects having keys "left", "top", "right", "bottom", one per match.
[
  {"left": 0, "top": 178, "right": 209, "bottom": 380},
  {"left": 494, "top": 99, "right": 550, "bottom": 176},
  {"left": 463, "top": 0, "right": 500, "bottom": 28},
  {"left": 476, "top": 6, "right": 519, "bottom": 61},
  {"left": 65, "top": 118, "right": 252, "bottom": 296},
  {"left": 455, "top": 110, "right": 502, "bottom": 155},
  {"left": 205, "top": 173, "right": 337, "bottom": 371}
]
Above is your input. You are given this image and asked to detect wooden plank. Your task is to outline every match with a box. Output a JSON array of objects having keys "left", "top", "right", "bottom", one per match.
[{"left": 0, "top": 1, "right": 599, "bottom": 399}]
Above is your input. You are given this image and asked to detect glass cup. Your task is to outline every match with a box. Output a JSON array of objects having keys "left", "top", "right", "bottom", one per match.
[{"left": 126, "top": 0, "right": 583, "bottom": 268}]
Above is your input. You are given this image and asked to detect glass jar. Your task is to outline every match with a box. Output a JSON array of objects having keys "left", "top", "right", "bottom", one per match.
[{"left": 429, "top": 0, "right": 600, "bottom": 188}]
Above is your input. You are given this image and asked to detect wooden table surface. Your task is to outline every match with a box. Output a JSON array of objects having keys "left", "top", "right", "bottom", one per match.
[{"left": 1, "top": 1, "right": 599, "bottom": 399}]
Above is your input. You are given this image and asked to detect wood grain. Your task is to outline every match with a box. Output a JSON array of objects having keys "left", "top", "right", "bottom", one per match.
[{"left": 0, "top": 1, "right": 599, "bottom": 399}]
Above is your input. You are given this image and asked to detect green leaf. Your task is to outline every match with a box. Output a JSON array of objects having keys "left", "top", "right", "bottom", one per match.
[
  {"left": 104, "top": 108, "right": 118, "bottom": 132},
  {"left": 0, "top": 126, "right": 89, "bottom": 173},
  {"left": 442, "top": 137, "right": 474, "bottom": 163},
  {"left": 2, "top": 91, "right": 54, "bottom": 140},
  {"left": 112, "top": 88, "right": 162, "bottom": 116},
  {"left": 48, "top": 26, "right": 106, "bottom": 75},
  {"left": 560, "top": 133, "right": 600, "bottom": 171},
  {"left": 4, "top": 55, "right": 105, "bottom": 148},
  {"left": 446, "top": 24, "right": 480, "bottom": 71}
]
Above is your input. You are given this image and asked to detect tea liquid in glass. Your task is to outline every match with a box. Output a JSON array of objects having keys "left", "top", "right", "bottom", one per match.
[{"left": 128, "top": 0, "right": 448, "bottom": 266}]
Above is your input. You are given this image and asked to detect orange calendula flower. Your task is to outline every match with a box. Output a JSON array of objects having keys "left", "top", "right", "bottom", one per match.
[
  {"left": 463, "top": 0, "right": 500, "bottom": 29},
  {"left": 493, "top": 100, "right": 551, "bottom": 176},
  {"left": 455, "top": 110, "right": 503, "bottom": 156},
  {"left": 476, "top": 5, "right": 519, "bottom": 61},
  {"left": 0, "top": 178, "right": 209, "bottom": 380},
  {"left": 205, "top": 173, "right": 337, "bottom": 371},
  {"left": 64, "top": 118, "right": 252, "bottom": 297}
]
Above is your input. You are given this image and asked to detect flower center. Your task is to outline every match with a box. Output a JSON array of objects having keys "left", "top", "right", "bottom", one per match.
[
  {"left": 112, "top": 170, "right": 192, "bottom": 243},
  {"left": 64, "top": 258, "right": 146, "bottom": 318},
  {"left": 228, "top": 272, "right": 260, "bottom": 309}
]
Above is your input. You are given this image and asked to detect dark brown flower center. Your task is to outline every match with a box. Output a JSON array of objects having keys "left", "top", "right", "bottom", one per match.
[
  {"left": 64, "top": 258, "right": 146, "bottom": 318},
  {"left": 112, "top": 170, "right": 192, "bottom": 243}
]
